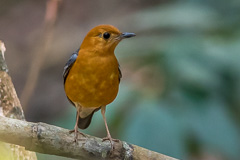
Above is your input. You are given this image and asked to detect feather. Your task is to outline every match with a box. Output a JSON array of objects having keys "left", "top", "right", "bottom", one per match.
[{"left": 63, "top": 49, "right": 79, "bottom": 84}]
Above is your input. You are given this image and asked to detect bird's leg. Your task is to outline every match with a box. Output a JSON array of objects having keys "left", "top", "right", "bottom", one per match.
[
  {"left": 69, "top": 110, "right": 85, "bottom": 142},
  {"left": 101, "top": 106, "right": 119, "bottom": 150}
]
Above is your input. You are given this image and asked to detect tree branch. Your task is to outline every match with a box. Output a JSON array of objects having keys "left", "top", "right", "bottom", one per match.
[
  {"left": 0, "top": 40, "right": 37, "bottom": 159},
  {"left": 0, "top": 116, "right": 177, "bottom": 160}
]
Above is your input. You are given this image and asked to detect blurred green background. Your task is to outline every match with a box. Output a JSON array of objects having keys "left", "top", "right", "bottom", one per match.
[{"left": 1, "top": 0, "right": 240, "bottom": 160}]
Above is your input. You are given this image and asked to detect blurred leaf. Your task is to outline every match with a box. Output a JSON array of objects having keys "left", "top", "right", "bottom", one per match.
[
  {"left": 183, "top": 100, "right": 240, "bottom": 159},
  {"left": 121, "top": 99, "right": 187, "bottom": 159},
  {"left": 128, "top": 2, "right": 219, "bottom": 32}
]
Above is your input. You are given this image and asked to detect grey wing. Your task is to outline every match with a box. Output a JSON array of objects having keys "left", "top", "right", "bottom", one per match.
[
  {"left": 118, "top": 64, "right": 122, "bottom": 82},
  {"left": 63, "top": 49, "right": 79, "bottom": 84},
  {"left": 63, "top": 49, "right": 79, "bottom": 106}
]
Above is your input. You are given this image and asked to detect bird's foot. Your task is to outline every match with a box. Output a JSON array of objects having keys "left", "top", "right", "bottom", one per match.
[
  {"left": 102, "top": 136, "right": 119, "bottom": 150},
  {"left": 69, "top": 129, "right": 86, "bottom": 142},
  {"left": 102, "top": 136, "right": 119, "bottom": 142}
]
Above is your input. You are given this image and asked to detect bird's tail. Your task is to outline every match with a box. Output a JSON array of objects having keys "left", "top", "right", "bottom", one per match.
[{"left": 77, "top": 108, "right": 100, "bottom": 129}]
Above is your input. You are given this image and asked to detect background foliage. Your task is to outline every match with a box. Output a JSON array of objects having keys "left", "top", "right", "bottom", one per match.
[{"left": 0, "top": 0, "right": 240, "bottom": 160}]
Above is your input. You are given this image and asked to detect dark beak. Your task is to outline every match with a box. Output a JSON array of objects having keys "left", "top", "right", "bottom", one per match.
[{"left": 121, "top": 32, "right": 136, "bottom": 39}]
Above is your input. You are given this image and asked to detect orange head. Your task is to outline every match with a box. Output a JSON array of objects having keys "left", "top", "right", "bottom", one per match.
[{"left": 80, "top": 24, "right": 135, "bottom": 54}]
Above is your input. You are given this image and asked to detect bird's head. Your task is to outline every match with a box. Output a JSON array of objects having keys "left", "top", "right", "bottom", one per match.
[{"left": 80, "top": 25, "right": 135, "bottom": 54}]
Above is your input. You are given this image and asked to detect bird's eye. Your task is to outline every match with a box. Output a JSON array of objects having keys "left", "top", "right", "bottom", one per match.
[{"left": 103, "top": 32, "right": 110, "bottom": 39}]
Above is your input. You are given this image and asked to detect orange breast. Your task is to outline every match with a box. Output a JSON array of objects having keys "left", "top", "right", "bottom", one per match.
[{"left": 64, "top": 51, "right": 120, "bottom": 108}]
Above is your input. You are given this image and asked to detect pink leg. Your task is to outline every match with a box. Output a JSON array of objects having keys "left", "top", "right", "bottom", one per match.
[
  {"left": 101, "top": 106, "right": 119, "bottom": 150},
  {"left": 69, "top": 110, "right": 85, "bottom": 142}
]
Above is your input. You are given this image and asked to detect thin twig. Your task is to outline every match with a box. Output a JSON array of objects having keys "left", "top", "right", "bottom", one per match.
[{"left": 20, "top": 0, "right": 61, "bottom": 109}]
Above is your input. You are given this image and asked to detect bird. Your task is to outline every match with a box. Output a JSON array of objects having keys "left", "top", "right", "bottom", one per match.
[{"left": 63, "top": 24, "right": 135, "bottom": 149}]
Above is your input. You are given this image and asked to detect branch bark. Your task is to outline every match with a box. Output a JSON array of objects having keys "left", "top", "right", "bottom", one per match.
[
  {"left": 0, "top": 116, "right": 177, "bottom": 160},
  {"left": 0, "top": 41, "right": 37, "bottom": 159}
]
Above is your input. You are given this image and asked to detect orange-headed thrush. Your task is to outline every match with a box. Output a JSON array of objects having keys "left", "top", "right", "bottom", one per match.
[{"left": 63, "top": 25, "right": 135, "bottom": 149}]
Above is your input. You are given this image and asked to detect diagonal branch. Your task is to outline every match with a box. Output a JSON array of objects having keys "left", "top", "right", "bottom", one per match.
[{"left": 0, "top": 116, "right": 178, "bottom": 160}]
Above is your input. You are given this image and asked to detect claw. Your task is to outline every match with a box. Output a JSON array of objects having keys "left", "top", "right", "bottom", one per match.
[
  {"left": 102, "top": 137, "right": 119, "bottom": 142},
  {"left": 102, "top": 136, "right": 119, "bottom": 150},
  {"left": 69, "top": 128, "right": 86, "bottom": 142}
]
